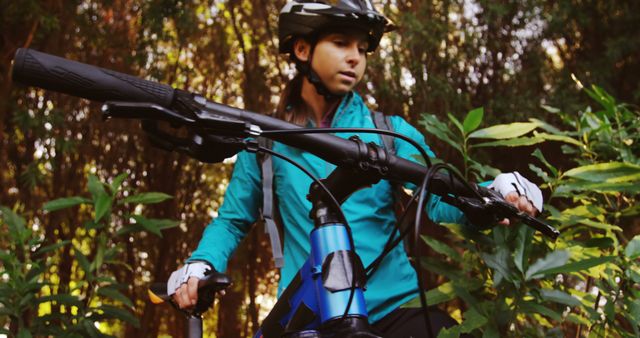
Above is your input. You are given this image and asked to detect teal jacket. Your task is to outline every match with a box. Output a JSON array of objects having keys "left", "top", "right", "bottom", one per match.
[{"left": 189, "top": 92, "right": 466, "bottom": 323}]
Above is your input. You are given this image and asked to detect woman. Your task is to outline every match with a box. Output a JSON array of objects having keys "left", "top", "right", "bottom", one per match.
[{"left": 168, "top": 1, "right": 542, "bottom": 336}]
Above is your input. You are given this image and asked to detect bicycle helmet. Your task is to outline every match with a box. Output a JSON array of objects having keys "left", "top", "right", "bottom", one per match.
[
  {"left": 279, "top": 0, "right": 393, "bottom": 54},
  {"left": 278, "top": 1, "right": 393, "bottom": 99}
]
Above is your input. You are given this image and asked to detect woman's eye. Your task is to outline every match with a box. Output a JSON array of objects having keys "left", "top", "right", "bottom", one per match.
[{"left": 334, "top": 40, "right": 346, "bottom": 46}]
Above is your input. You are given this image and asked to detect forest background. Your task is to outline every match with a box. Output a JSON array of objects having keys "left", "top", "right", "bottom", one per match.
[{"left": 1, "top": 0, "right": 639, "bottom": 337}]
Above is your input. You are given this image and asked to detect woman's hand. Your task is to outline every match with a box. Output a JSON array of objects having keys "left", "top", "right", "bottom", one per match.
[
  {"left": 173, "top": 276, "right": 200, "bottom": 309},
  {"left": 167, "top": 261, "right": 212, "bottom": 309},
  {"left": 489, "top": 172, "right": 543, "bottom": 225},
  {"left": 498, "top": 191, "right": 538, "bottom": 225}
]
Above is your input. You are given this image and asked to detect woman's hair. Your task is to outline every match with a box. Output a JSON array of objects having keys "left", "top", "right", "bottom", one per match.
[{"left": 275, "top": 65, "right": 313, "bottom": 126}]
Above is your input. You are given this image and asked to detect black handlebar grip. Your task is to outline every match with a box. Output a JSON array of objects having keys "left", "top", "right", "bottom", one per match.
[{"left": 11, "top": 48, "right": 175, "bottom": 107}]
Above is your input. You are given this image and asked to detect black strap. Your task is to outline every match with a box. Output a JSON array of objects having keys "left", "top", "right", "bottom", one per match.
[
  {"left": 258, "top": 137, "right": 284, "bottom": 268},
  {"left": 372, "top": 111, "right": 395, "bottom": 155}
]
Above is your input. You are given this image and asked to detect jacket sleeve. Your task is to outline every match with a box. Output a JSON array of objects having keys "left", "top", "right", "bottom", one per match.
[
  {"left": 389, "top": 116, "right": 468, "bottom": 225},
  {"left": 187, "top": 150, "right": 263, "bottom": 272}
]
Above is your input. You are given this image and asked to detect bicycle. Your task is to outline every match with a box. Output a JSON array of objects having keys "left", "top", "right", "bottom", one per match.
[{"left": 12, "top": 48, "right": 559, "bottom": 338}]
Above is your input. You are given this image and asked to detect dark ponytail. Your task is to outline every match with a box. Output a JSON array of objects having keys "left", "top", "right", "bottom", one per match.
[{"left": 275, "top": 72, "right": 313, "bottom": 126}]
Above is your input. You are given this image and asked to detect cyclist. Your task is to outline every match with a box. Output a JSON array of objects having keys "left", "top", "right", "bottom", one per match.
[{"left": 168, "top": 1, "right": 542, "bottom": 336}]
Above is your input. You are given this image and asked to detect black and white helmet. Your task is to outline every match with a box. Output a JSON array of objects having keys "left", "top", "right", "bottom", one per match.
[{"left": 278, "top": 0, "right": 393, "bottom": 54}]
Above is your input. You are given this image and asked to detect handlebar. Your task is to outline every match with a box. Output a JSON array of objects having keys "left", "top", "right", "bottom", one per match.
[
  {"left": 11, "top": 48, "right": 559, "bottom": 240},
  {"left": 12, "top": 48, "right": 175, "bottom": 106},
  {"left": 11, "top": 48, "right": 475, "bottom": 196}
]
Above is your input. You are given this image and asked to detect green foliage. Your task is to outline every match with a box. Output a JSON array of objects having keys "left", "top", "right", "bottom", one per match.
[
  {"left": 0, "top": 173, "right": 178, "bottom": 337},
  {"left": 416, "top": 86, "right": 640, "bottom": 336}
]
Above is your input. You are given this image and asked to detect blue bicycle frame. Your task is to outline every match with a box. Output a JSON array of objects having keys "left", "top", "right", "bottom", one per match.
[
  {"left": 255, "top": 162, "right": 383, "bottom": 338},
  {"left": 254, "top": 224, "right": 369, "bottom": 337}
]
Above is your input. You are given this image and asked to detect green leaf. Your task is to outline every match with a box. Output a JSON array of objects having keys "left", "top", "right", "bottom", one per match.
[
  {"left": 463, "top": 107, "right": 484, "bottom": 134},
  {"left": 468, "top": 121, "right": 542, "bottom": 139},
  {"left": 576, "top": 219, "right": 622, "bottom": 232},
  {"left": 533, "top": 132, "right": 582, "bottom": 146},
  {"left": 468, "top": 161, "right": 500, "bottom": 181},
  {"left": 531, "top": 149, "right": 558, "bottom": 177},
  {"left": 0, "top": 206, "right": 28, "bottom": 243},
  {"left": 17, "top": 329, "right": 32, "bottom": 338},
  {"left": 37, "top": 294, "right": 83, "bottom": 307},
  {"left": 88, "top": 174, "right": 107, "bottom": 200},
  {"left": 97, "top": 305, "right": 140, "bottom": 327},
  {"left": 109, "top": 172, "right": 128, "bottom": 195},
  {"left": 540, "top": 289, "right": 581, "bottom": 307},
  {"left": 482, "top": 325, "right": 500, "bottom": 338},
  {"left": 519, "top": 301, "right": 562, "bottom": 321},
  {"left": 628, "top": 299, "right": 640, "bottom": 325},
  {"left": 555, "top": 180, "right": 640, "bottom": 195},
  {"left": 585, "top": 85, "right": 617, "bottom": 114},
  {"left": 529, "top": 164, "right": 551, "bottom": 183},
  {"left": 437, "top": 326, "right": 461, "bottom": 338},
  {"left": 422, "top": 236, "right": 462, "bottom": 262},
  {"left": 472, "top": 137, "right": 545, "bottom": 148},
  {"left": 459, "top": 307, "right": 488, "bottom": 333},
  {"left": 525, "top": 250, "right": 570, "bottom": 280},
  {"left": 97, "top": 287, "right": 134, "bottom": 308},
  {"left": 402, "top": 280, "right": 483, "bottom": 307},
  {"left": 43, "top": 197, "right": 90, "bottom": 212},
  {"left": 34, "top": 240, "right": 71, "bottom": 256},
  {"left": 565, "top": 313, "right": 590, "bottom": 326},
  {"left": 583, "top": 237, "right": 614, "bottom": 249},
  {"left": 130, "top": 215, "right": 179, "bottom": 237},
  {"left": 536, "top": 256, "right": 616, "bottom": 276},
  {"left": 82, "top": 320, "right": 101, "bottom": 338},
  {"left": 74, "top": 247, "right": 93, "bottom": 275},
  {"left": 94, "top": 194, "right": 112, "bottom": 222},
  {"left": 481, "top": 247, "right": 513, "bottom": 284},
  {"left": 121, "top": 192, "right": 173, "bottom": 205},
  {"left": 419, "top": 114, "right": 463, "bottom": 152},
  {"left": 540, "top": 105, "right": 561, "bottom": 114},
  {"left": 18, "top": 293, "right": 36, "bottom": 309},
  {"left": 419, "top": 257, "right": 466, "bottom": 281},
  {"left": 448, "top": 113, "right": 464, "bottom": 134},
  {"left": 564, "top": 162, "right": 640, "bottom": 183},
  {"left": 85, "top": 220, "right": 106, "bottom": 230},
  {"left": 92, "top": 238, "right": 105, "bottom": 272},
  {"left": 625, "top": 235, "right": 640, "bottom": 259},
  {"left": 514, "top": 225, "right": 534, "bottom": 274},
  {"left": 115, "top": 224, "right": 145, "bottom": 237},
  {"left": 604, "top": 299, "right": 615, "bottom": 321}
]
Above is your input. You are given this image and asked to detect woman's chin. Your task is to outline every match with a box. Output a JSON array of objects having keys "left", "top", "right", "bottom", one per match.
[{"left": 328, "top": 84, "right": 354, "bottom": 95}]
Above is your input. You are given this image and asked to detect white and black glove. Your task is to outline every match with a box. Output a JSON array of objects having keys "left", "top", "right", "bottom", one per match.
[
  {"left": 488, "top": 171, "right": 543, "bottom": 212},
  {"left": 167, "top": 261, "right": 212, "bottom": 296}
]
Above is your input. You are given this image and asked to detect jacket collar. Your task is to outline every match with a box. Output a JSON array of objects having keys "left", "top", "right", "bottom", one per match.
[{"left": 305, "top": 91, "right": 367, "bottom": 127}]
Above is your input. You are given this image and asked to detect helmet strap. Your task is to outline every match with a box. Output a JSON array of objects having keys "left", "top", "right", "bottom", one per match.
[{"left": 295, "top": 42, "right": 343, "bottom": 102}]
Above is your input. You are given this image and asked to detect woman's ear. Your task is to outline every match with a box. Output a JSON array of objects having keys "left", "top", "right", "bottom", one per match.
[{"left": 293, "top": 38, "right": 311, "bottom": 62}]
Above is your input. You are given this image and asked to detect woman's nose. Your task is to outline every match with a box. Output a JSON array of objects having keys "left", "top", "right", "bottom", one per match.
[{"left": 346, "top": 44, "right": 363, "bottom": 66}]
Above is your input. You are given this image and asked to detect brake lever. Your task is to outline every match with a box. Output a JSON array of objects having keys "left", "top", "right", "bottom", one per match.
[
  {"left": 444, "top": 187, "right": 560, "bottom": 241},
  {"left": 102, "top": 101, "right": 196, "bottom": 125},
  {"left": 488, "top": 198, "right": 560, "bottom": 240},
  {"left": 141, "top": 120, "right": 245, "bottom": 163},
  {"left": 102, "top": 100, "right": 256, "bottom": 138}
]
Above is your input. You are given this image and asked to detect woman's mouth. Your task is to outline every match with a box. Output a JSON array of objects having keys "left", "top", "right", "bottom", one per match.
[{"left": 338, "top": 71, "right": 357, "bottom": 81}]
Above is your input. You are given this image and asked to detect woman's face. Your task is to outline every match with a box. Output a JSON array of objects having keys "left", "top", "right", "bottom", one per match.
[{"left": 294, "top": 32, "right": 369, "bottom": 95}]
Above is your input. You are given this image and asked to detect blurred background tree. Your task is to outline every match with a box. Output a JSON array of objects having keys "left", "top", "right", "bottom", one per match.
[{"left": 1, "top": 0, "right": 638, "bottom": 337}]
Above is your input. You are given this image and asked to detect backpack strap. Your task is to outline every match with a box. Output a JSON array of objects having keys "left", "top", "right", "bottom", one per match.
[
  {"left": 258, "top": 111, "right": 393, "bottom": 269},
  {"left": 258, "top": 137, "right": 284, "bottom": 268},
  {"left": 372, "top": 111, "right": 395, "bottom": 154}
]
